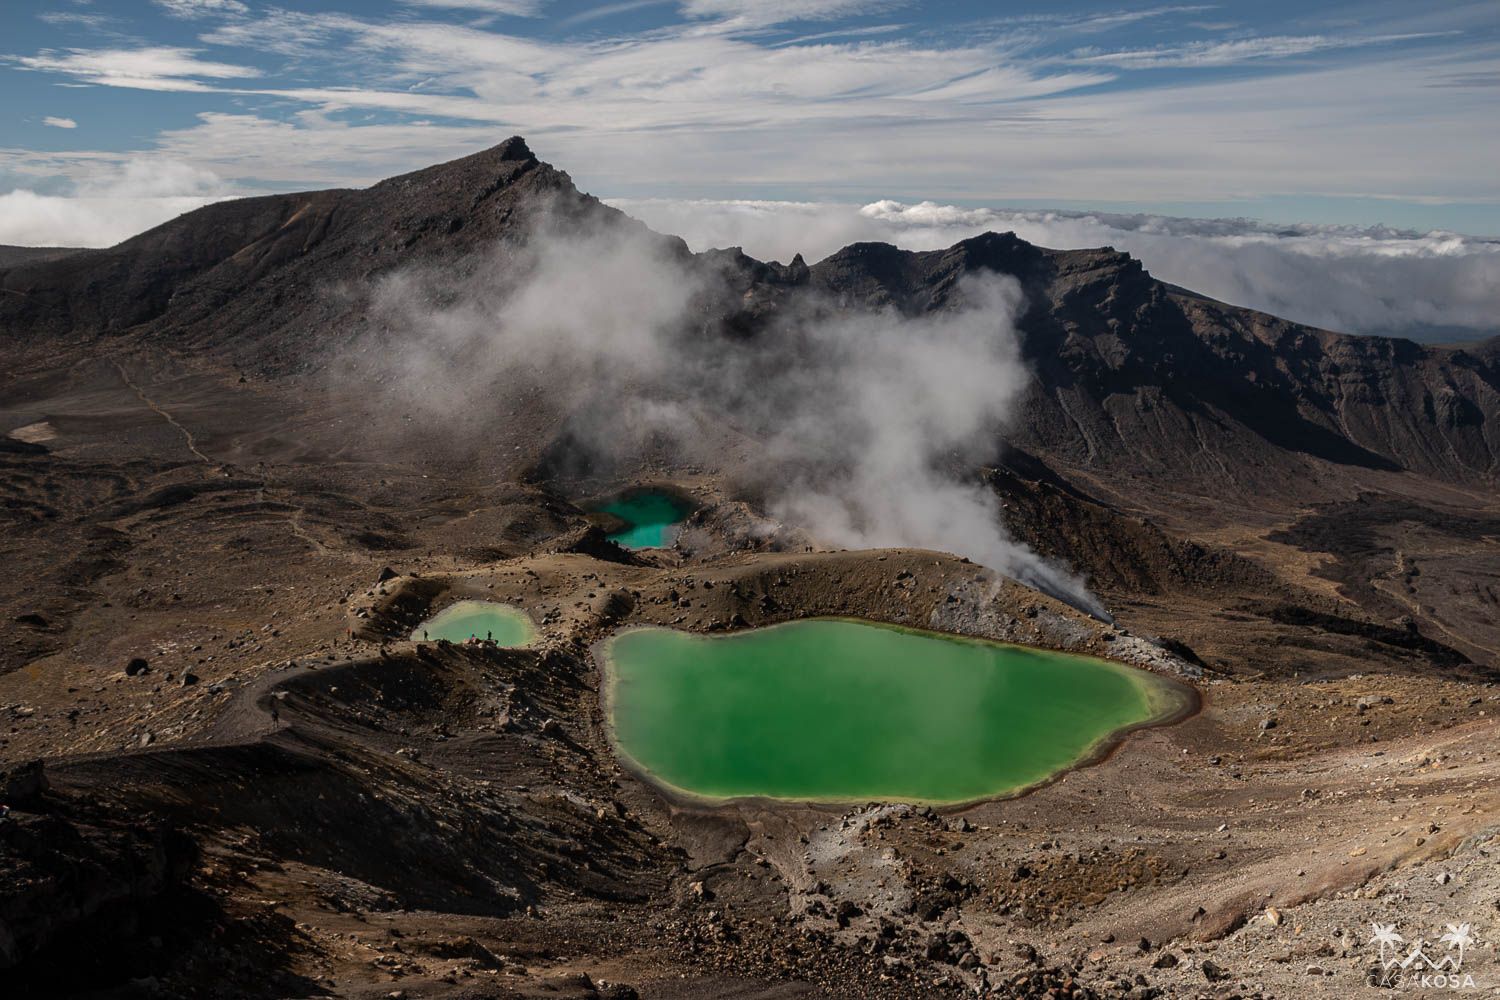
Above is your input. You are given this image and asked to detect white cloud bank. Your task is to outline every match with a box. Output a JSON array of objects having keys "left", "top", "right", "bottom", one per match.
[
  {"left": 612, "top": 197, "right": 1500, "bottom": 340},
  {"left": 0, "top": 160, "right": 231, "bottom": 247}
]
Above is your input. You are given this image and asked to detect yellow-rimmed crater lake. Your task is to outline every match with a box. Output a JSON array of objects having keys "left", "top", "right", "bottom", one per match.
[
  {"left": 602, "top": 620, "right": 1191, "bottom": 804},
  {"left": 412, "top": 601, "right": 536, "bottom": 646}
]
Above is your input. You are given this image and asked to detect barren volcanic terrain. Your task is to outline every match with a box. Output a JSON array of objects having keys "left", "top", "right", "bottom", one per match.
[{"left": 3, "top": 139, "right": 1497, "bottom": 999}]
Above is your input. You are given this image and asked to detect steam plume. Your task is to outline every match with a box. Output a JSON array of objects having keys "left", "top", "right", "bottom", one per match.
[{"left": 342, "top": 203, "right": 1105, "bottom": 617}]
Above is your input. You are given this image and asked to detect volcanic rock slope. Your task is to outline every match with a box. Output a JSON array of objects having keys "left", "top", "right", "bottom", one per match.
[{"left": 2, "top": 139, "right": 1498, "bottom": 999}]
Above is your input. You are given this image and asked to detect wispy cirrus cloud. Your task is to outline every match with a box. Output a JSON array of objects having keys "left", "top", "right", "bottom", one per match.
[
  {"left": 766, "top": 22, "right": 908, "bottom": 46},
  {"left": 152, "top": 0, "right": 249, "bottom": 18},
  {"left": 399, "top": 0, "right": 545, "bottom": 15},
  {"left": 985, "top": 5, "right": 1218, "bottom": 34},
  {"left": 42, "top": 116, "right": 77, "bottom": 129},
  {"left": 1065, "top": 4, "right": 1217, "bottom": 32},
  {"left": 559, "top": 1, "right": 674, "bottom": 28},
  {"left": 9, "top": 46, "right": 260, "bottom": 92},
  {"left": 680, "top": 0, "right": 907, "bottom": 25},
  {"left": 191, "top": 9, "right": 1110, "bottom": 128},
  {"left": 1068, "top": 31, "right": 1449, "bottom": 69},
  {"left": 37, "top": 11, "right": 117, "bottom": 31}
]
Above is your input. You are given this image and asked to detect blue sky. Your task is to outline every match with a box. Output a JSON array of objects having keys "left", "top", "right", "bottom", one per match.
[{"left": 2, "top": 0, "right": 1498, "bottom": 245}]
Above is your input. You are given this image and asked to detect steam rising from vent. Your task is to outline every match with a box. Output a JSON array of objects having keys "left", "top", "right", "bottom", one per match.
[
  {"left": 345, "top": 205, "right": 1105, "bottom": 618},
  {"left": 751, "top": 274, "right": 1104, "bottom": 614}
]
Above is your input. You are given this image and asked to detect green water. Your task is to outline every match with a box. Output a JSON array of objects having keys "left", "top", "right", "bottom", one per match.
[
  {"left": 602, "top": 620, "right": 1186, "bottom": 804},
  {"left": 597, "top": 491, "right": 691, "bottom": 549},
  {"left": 412, "top": 601, "right": 535, "bottom": 646}
]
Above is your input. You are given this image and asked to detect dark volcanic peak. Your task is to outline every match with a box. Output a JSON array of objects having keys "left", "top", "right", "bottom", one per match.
[
  {"left": 365, "top": 134, "right": 537, "bottom": 201},
  {"left": 0, "top": 136, "right": 612, "bottom": 365}
]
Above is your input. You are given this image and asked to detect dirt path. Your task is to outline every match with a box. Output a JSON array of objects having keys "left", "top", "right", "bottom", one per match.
[{"left": 111, "top": 358, "right": 215, "bottom": 465}]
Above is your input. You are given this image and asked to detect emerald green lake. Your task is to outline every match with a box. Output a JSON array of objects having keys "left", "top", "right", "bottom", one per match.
[
  {"left": 602, "top": 620, "right": 1188, "bottom": 804},
  {"left": 412, "top": 601, "right": 535, "bottom": 646},
  {"left": 597, "top": 491, "right": 691, "bottom": 548}
]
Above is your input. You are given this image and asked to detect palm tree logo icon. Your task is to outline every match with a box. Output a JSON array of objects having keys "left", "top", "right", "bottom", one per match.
[
  {"left": 1438, "top": 923, "right": 1475, "bottom": 970},
  {"left": 1371, "top": 922, "right": 1405, "bottom": 968}
]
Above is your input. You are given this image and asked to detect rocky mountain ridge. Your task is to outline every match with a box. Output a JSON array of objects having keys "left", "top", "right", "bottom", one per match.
[{"left": 4, "top": 137, "right": 1495, "bottom": 497}]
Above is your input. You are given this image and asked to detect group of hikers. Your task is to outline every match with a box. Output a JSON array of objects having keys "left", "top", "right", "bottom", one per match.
[{"left": 415, "top": 630, "right": 496, "bottom": 644}]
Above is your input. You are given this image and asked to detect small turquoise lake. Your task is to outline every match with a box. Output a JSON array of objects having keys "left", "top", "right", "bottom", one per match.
[{"left": 596, "top": 491, "right": 693, "bottom": 549}]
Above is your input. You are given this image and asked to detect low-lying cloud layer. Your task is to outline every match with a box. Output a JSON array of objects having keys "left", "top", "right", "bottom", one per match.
[
  {"left": 0, "top": 159, "right": 229, "bottom": 247},
  {"left": 614, "top": 198, "right": 1500, "bottom": 341},
  {"left": 348, "top": 207, "right": 1102, "bottom": 616}
]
